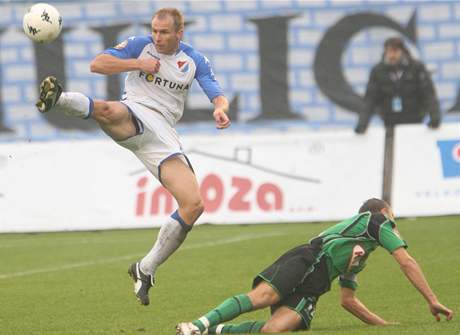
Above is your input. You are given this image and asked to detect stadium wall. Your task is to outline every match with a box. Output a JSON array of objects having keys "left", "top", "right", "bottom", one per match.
[{"left": 0, "top": 0, "right": 460, "bottom": 141}]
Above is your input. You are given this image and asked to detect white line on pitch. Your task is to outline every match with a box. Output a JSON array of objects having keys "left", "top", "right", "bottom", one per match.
[{"left": 0, "top": 231, "right": 285, "bottom": 280}]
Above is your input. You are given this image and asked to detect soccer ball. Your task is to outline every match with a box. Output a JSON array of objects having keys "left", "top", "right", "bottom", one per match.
[{"left": 23, "top": 3, "right": 62, "bottom": 43}]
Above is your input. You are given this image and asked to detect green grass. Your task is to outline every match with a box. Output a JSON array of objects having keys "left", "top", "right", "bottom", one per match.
[{"left": 0, "top": 217, "right": 458, "bottom": 335}]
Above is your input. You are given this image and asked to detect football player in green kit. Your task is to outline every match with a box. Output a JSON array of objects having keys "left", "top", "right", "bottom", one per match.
[{"left": 176, "top": 198, "right": 453, "bottom": 335}]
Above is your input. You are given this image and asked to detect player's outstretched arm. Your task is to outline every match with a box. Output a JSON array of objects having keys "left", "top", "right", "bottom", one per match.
[
  {"left": 90, "top": 54, "right": 160, "bottom": 75},
  {"left": 392, "top": 247, "right": 454, "bottom": 321},
  {"left": 212, "top": 95, "right": 230, "bottom": 129},
  {"left": 340, "top": 287, "right": 393, "bottom": 325}
]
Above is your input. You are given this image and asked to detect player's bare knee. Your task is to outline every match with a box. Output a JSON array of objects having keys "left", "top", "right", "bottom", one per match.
[
  {"left": 260, "top": 291, "right": 279, "bottom": 306},
  {"left": 92, "top": 101, "right": 119, "bottom": 124},
  {"left": 249, "top": 283, "right": 279, "bottom": 308},
  {"left": 187, "top": 198, "right": 204, "bottom": 220},
  {"left": 92, "top": 101, "right": 110, "bottom": 122},
  {"left": 261, "top": 323, "right": 288, "bottom": 333},
  {"left": 260, "top": 324, "right": 277, "bottom": 333},
  {"left": 178, "top": 198, "right": 204, "bottom": 224},
  {"left": 195, "top": 199, "right": 204, "bottom": 217},
  {"left": 262, "top": 319, "right": 300, "bottom": 334}
]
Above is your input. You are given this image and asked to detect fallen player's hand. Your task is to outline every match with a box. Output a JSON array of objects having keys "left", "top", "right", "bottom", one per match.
[
  {"left": 429, "top": 301, "right": 453, "bottom": 321},
  {"left": 138, "top": 58, "right": 160, "bottom": 74},
  {"left": 213, "top": 108, "right": 231, "bottom": 129}
]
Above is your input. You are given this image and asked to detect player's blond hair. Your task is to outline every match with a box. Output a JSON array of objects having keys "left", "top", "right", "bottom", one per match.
[{"left": 153, "top": 8, "right": 184, "bottom": 32}]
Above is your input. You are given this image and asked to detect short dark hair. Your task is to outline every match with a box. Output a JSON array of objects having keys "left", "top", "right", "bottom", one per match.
[
  {"left": 358, "top": 198, "right": 390, "bottom": 214},
  {"left": 384, "top": 37, "right": 405, "bottom": 50},
  {"left": 383, "top": 37, "right": 412, "bottom": 59}
]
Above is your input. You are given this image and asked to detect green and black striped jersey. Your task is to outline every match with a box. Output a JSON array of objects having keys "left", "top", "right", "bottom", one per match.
[{"left": 316, "top": 211, "right": 407, "bottom": 290}]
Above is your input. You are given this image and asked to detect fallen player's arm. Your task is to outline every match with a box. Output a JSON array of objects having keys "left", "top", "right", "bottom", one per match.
[
  {"left": 392, "top": 247, "right": 453, "bottom": 321},
  {"left": 90, "top": 54, "right": 160, "bottom": 75},
  {"left": 340, "top": 287, "right": 390, "bottom": 325}
]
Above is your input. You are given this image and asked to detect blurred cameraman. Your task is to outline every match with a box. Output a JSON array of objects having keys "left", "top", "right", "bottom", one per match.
[{"left": 355, "top": 37, "right": 441, "bottom": 134}]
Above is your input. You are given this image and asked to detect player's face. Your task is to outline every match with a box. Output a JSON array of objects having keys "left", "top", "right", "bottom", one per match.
[
  {"left": 384, "top": 47, "right": 403, "bottom": 65},
  {"left": 152, "top": 15, "right": 183, "bottom": 55}
]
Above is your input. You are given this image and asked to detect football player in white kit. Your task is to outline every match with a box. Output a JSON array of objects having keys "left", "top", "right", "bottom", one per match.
[{"left": 36, "top": 8, "right": 230, "bottom": 306}]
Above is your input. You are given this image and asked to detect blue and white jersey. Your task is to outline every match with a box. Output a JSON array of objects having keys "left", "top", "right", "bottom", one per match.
[{"left": 103, "top": 35, "right": 224, "bottom": 125}]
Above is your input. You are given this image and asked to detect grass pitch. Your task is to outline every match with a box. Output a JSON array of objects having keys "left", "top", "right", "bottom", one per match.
[{"left": 1, "top": 217, "right": 458, "bottom": 335}]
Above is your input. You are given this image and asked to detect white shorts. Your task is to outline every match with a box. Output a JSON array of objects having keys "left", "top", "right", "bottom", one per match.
[{"left": 116, "top": 100, "right": 190, "bottom": 180}]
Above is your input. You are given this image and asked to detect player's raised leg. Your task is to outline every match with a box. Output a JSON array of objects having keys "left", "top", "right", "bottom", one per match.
[
  {"left": 91, "top": 100, "right": 137, "bottom": 140},
  {"left": 37, "top": 76, "right": 93, "bottom": 119},
  {"left": 36, "top": 76, "right": 136, "bottom": 140},
  {"left": 130, "top": 157, "right": 204, "bottom": 306}
]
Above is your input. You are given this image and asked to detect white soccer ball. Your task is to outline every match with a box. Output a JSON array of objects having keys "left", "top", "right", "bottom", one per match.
[{"left": 23, "top": 3, "right": 62, "bottom": 43}]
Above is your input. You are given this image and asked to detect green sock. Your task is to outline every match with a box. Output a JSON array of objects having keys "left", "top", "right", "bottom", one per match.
[
  {"left": 192, "top": 294, "right": 253, "bottom": 332},
  {"left": 208, "top": 321, "right": 265, "bottom": 334}
]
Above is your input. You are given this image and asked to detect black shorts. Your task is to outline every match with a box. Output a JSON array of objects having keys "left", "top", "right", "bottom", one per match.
[{"left": 252, "top": 239, "right": 330, "bottom": 330}]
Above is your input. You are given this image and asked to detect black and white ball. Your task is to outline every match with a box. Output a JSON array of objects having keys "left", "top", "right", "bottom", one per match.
[{"left": 23, "top": 3, "right": 62, "bottom": 43}]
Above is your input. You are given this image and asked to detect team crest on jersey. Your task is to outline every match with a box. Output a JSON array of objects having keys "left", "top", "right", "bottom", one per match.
[
  {"left": 114, "top": 40, "right": 128, "bottom": 50},
  {"left": 177, "top": 60, "right": 189, "bottom": 73}
]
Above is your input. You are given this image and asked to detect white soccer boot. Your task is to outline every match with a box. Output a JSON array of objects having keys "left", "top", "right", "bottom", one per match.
[{"left": 176, "top": 322, "right": 206, "bottom": 335}]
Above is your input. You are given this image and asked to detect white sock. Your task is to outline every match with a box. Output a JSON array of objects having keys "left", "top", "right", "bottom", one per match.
[
  {"left": 140, "top": 210, "right": 192, "bottom": 276},
  {"left": 56, "top": 92, "right": 93, "bottom": 118},
  {"left": 215, "top": 325, "right": 225, "bottom": 334}
]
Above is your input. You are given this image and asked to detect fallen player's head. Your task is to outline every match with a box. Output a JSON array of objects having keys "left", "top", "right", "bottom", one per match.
[{"left": 359, "top": 198, "right": 394, "bottom": 220}]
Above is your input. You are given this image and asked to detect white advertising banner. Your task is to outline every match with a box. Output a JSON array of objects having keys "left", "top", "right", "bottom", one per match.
[
  {"left": 0, "top": 128, "right": 384, "bottom": 232},
  {"left": 392, "top": 123, "right": 460, "bottom": 217}
]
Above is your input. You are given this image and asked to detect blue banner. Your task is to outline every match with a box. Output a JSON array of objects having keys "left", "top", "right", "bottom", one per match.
[{"left": 437, "top": 140, "right": 460, "bottom": 178}]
